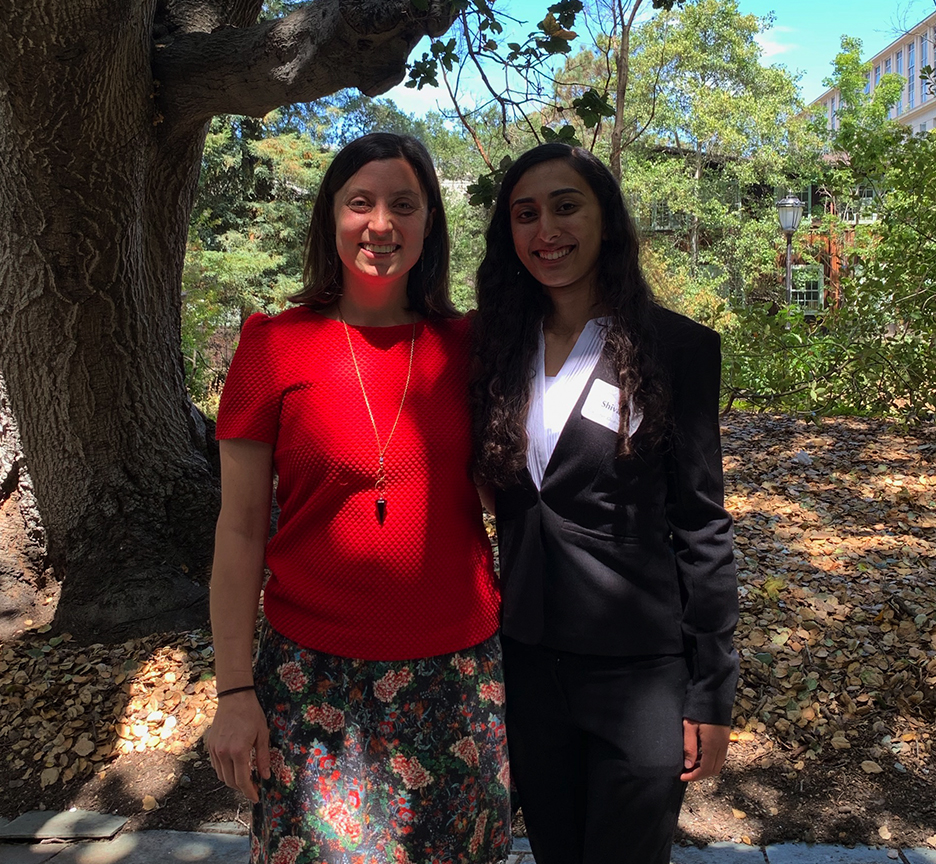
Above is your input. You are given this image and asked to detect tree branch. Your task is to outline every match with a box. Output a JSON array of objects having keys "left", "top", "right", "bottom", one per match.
[
  {"left": 441, "top": 66, "right": 494, "bottom": 172},
  {"left": 153, "top": 0, "right": 457, "bottom": 122}
]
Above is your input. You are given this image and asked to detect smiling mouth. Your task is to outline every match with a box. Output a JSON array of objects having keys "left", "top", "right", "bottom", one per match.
[
  {"left": 535, "top": 246, "right": 573, "bottom": 261},
  {"left": 361, "top": 243, "right": 399, "bottom": 254}
]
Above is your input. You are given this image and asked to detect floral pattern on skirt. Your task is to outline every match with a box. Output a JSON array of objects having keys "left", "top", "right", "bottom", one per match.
[{"left": 251, "top": 621, "right": 511, "bottom": 864}]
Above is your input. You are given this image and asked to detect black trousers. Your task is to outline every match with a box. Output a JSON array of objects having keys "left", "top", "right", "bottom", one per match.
[{"left": 502, "top": 636, "right": 689, "bottom": 864}]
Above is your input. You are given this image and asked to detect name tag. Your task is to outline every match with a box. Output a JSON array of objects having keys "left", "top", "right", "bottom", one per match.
[{"left": 581, "top": 378, "right": 643, "bottom": 436}]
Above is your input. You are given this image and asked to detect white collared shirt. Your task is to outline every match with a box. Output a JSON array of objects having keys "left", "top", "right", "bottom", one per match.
[{"left": 526, "top": 318, "right": 609, "bottom": 490}]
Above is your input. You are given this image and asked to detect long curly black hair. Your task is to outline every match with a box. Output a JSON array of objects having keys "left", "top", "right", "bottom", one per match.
[{"left": 471, "top": 143, "right": 670, "bottom": 488}]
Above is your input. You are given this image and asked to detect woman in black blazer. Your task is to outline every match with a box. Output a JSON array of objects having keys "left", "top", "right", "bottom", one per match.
[{"left": 471, "top": 143, "right": 739, "bottom": 864}]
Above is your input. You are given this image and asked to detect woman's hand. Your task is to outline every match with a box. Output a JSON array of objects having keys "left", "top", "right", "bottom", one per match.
[
  {"left": 680, "top": 719, "right": 730, "bottom": 782},
  {"left": 207, "top": 690, "right": 271, "bottom": 803}
]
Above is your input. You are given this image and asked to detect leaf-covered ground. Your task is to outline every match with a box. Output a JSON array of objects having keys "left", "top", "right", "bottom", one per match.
[{"left": 0, "top": 412, "right": 934, "bottom": 849}]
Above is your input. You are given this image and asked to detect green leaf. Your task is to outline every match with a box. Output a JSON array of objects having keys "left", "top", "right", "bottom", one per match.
[
  {"left": 572, "top": 89, "right": 615, "bottom": 129},
  {"left": 541, "top": 124, "right": 580, "bottom": 146}
]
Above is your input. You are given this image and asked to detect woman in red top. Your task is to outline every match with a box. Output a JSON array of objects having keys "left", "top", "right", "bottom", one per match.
[{"left": 207, "top": 134, "right": 509, "bottom": 864}]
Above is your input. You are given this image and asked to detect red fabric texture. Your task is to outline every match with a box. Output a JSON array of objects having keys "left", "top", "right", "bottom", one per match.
[{"left": 216, "top": 307, "right": 499, "bottom": 660}]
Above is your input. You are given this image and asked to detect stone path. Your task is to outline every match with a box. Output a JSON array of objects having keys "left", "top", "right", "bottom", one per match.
[{"left": 2, "top": 814, "right": 936, "bottom": 864}]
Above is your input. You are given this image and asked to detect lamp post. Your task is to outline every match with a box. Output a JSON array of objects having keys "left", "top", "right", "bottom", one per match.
[{"left": 776, "top": 195, "right": 804, "bottom": 305}]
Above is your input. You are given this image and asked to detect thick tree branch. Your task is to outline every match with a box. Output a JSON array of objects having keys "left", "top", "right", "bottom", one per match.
[
  {"left": 153, "top": 0, "right": 457, "bottom": 122},
  {"left": 154, "top": 0, "right": 265, "bottom": 38}
]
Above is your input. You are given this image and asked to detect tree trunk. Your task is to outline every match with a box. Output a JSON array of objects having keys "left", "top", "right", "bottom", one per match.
[
  {"left": 691, "top": 147, "right": 703, "bottom": 268},
  {"left": 0, "top": 373, "right": 51, "bottom": 638},
  {"left": 609, "top": 14, "right": 633, "bottom": 182},
  {"left": 0, "top": 1, "right": 220, "bottom": 642}
]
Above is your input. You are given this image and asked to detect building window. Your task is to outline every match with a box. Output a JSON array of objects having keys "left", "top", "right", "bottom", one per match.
[
  {"left": 885, "top": 58, "right": 893, "bottom": 117},
  {"left": 790, "top": 187, "right": 815, "bottom": 219},
  {"left": 839, "top": 185, "right": 878, "bottom": 224},
  {"left": 874, "top": 64, "right": 881, "bottom": 87},
  {"left": 864, "top": 72, "right": 870, "bottom": 94},
  {"left": 791, "top": 265, "right": 824, "bottom": 313},
  {"left": 896, "top": 50, "right": 904, "bottom": 115},
  {"left": 649, "top": 200, "right": 683, "bottom": 232},
  {"left": 923, "top": 37, "right": 929, "bottom": 104},
  {"left": 922, "top": 122, "right": 928, "bottom": 134},
  {"left": 908, "top": 42, "right": 915, "bottom": 109}
]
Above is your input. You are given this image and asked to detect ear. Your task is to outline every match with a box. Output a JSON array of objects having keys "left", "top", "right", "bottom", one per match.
[{"left": 424, "top": 208, "right": 435, "bottom": 239}]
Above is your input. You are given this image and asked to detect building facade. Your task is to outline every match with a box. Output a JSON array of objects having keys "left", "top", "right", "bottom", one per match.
[{"left": 811, "top": 10, "right": 936, "bottom": 135}]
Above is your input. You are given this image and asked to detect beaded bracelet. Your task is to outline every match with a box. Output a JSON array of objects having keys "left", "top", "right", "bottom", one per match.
[{"left": 216, "top": 685, "right": 256, "bottom": 699}]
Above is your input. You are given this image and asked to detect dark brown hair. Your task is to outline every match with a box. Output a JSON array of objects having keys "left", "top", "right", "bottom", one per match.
[
  {"left": 290, "top": 133, "right": 457, "bottom": 319},
  {"left": 472, "top": 143, "right": 669, "bottom": 487}
]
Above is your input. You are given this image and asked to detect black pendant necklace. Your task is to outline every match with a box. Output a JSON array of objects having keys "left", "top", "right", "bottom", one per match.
[{"left": 339, "top": 310, "right": 416, "bottom": 525}]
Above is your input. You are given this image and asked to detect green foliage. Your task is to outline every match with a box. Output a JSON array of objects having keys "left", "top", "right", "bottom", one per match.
[
  {"left": 641, "top": 242, "right": 732, "bottom": 330},
  {"left": 722, "top": 283, "right": 935, "bottom": 421},
  {"left": 540, "top": 123, "right": 580, "bottom": 144},
  {"left": 467, "top": 155, "right": 514, "bottom": 208},
  {"left": 183, "top": 115, "right": 330, "bottom": 412},
  {"left": 572, "top": 89, "right": 615, "bottom": 128},
  {"left": 720, "top": 36, "right": 936, "bottom": 423},
  {"left": 445, "top": 189, "right": 489, "bottom": 312}
]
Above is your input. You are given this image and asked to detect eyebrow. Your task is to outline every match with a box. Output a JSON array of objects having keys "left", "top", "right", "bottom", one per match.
[
  {"left": 511, "top": 187, "right": 585, "bottom": 206},
  {"left": 345, "top": 187, "right": 421, "bottom": 198}
]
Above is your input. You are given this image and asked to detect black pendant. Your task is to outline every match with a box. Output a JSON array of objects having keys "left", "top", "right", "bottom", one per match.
[{"left": 376, "top": 497, "right": 387, "bottom": 525}]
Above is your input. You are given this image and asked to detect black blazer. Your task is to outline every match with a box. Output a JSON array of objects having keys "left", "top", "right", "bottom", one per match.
[{"left": 495, "top": 307, "right": 739, "bottom": 726}]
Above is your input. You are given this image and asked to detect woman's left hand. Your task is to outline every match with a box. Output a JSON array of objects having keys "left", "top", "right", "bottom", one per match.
[{"left": 680, "top": 720, "right": 730, "bottom": 782}]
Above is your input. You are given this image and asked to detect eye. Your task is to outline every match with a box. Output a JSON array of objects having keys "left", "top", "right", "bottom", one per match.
[
  {"left": 394, "top": 199, "right": 417, "bottom": 212},
  {"left": 512, "top": 207, "right": 537, "bottom": 222},
  {"left": 556, "top": 200, "right": 579, "bottom": 214},
  {"left": 348, "top": 197, "right": 371, "bottom": 211}
]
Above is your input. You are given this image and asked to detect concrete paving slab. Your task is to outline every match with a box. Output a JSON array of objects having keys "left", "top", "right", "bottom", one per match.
[
  {"left": 904, "top": 850, "right": 936, "bottom": 864},
  {"left": 195, "top": 822, "right": 248, "bottom": 835},
  {"left": 672, "top": 841, "right": 766, "bottom": 862},
  {"left": 764, "top": 845, "right": 895, "bottom": 863},
  {"left": 0, "top": 811, "right": 127, "bottom": 841},
  {"left": 0, "top": 842, "right": 73, "bottom": 864},
  {"left": 512, "top": 837, "right": 532, "bottom": 852},
  {"left": 46, "top": 831, "right": 249, "bottom": 864}
]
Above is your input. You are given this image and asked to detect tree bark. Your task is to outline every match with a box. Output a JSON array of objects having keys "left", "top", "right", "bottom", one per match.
[
  {"left": 0, "top": 0, "right": 455, "bottom": 642},
  {"left": 608, "top": 0, "right": 647, "bottom": 182}
]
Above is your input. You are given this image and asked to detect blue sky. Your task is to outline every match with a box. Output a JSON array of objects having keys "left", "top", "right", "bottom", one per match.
[{"left": 383, "top": 0, "right": 935, "bottom": 115}]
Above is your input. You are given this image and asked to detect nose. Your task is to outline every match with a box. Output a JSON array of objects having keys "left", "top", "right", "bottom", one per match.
[
  {"left": 537, "top": 212, "right": 560, "bottom": 242},
  {"left": 368, "top": 203, "right": 393, "bottom": 234}
]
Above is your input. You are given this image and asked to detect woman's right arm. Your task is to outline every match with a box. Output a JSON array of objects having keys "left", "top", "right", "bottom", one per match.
[{"left": 207, "top": 438, "right": 274, "bottom": 803}]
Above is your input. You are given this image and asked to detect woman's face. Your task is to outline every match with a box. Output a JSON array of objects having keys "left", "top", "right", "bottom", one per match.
[
  {"left": 508, "top": 159, "right": 603, "bottom": 297},
  {"left": 333, "top": 157, "right": 432, "bottom": 294}
]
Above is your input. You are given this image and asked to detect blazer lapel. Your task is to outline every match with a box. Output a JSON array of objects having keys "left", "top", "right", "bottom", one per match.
[{"left": 540, "top": 352, "right": 618, "bottom": 493}]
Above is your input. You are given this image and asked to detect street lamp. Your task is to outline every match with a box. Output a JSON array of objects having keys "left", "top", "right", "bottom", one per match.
[{"left": 776, "top": 195, "right": 804, "bottom": 306}]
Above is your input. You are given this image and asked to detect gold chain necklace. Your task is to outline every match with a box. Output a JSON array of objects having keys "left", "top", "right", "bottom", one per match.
[{"left": 338, "top": 309, "right": 416, "bottom": 525}]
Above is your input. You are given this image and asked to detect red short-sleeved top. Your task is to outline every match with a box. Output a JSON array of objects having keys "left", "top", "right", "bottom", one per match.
[{"left": 215, "top": 307, "right": 499, "bottom": 660}]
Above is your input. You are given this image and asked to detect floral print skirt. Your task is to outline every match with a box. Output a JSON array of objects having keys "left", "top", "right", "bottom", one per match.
[{"left": 250, "top": 621, "right": 511, "bottom": 864}]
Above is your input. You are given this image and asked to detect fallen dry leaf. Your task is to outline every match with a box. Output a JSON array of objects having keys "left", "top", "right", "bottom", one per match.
[
  {"left": 142, "top": 794, "right": 159, "bottom": 811},
  {"left": 861, "top": 761, "right": 884, "bottom": 774},
  {"left": 73, "top": 736, "right": 95, "bottom": 757}
]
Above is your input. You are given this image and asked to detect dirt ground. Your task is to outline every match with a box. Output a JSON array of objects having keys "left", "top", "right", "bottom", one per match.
[{"left": 1, "top": 412, "right": 934, "bottom": 850}]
